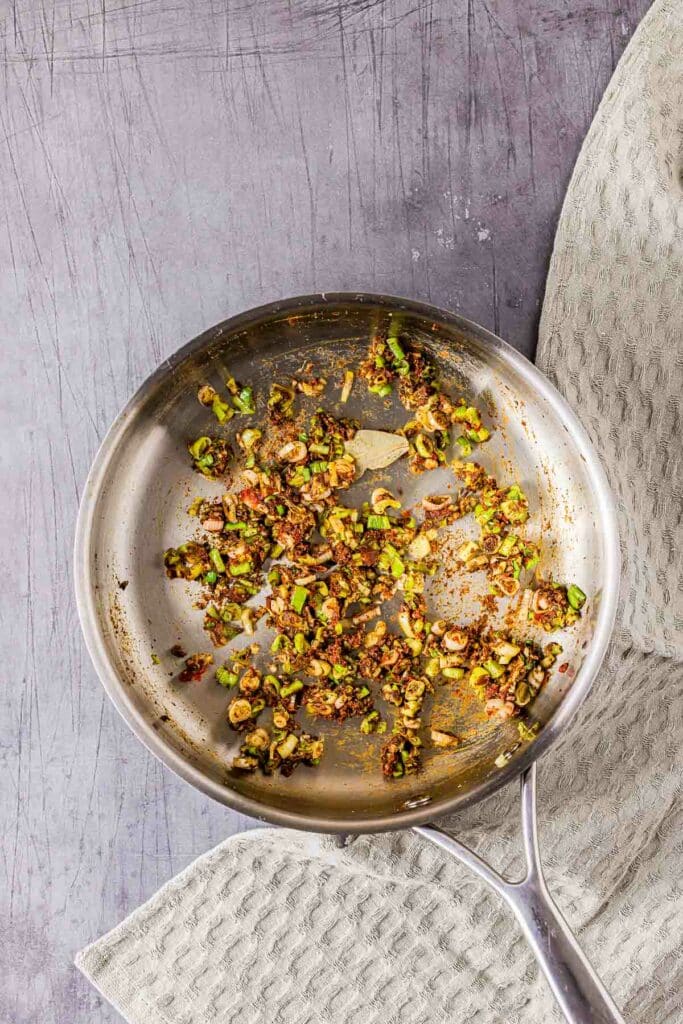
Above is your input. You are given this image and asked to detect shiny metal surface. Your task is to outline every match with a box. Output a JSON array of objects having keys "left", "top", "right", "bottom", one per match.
[
  {"left": 416, "top": 766, "right": 625, "bottom": 1024},
  {"left": 74, "top": 293, "right": 620, "bottom": 832}
]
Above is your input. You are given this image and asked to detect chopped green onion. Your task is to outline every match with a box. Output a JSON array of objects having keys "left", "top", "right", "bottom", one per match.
[
  {"left": 498, "top": 533, "right": 517, "bottom": 557},
  {"left": 216, "top": 667, "right": 239, "bottom": 688},
  {"left": 293, "top": 632, "right": 308, "bottom": 654},
  {"left": 517, "top": 721, "right": 539, "bottom": 742},
  {"left": 188, "top": 436, "right": 211, "bottom": 459},
  {"left": 290, "top": 585, "right": 309, "bottom": 614},
  {"left": 367, "top": 514, "right": 391, "bottom": 529},
  {"left": 223, "top": 521, "right": 247, "bottom": 532},
  {"left": 310, "top": 460, "right": 329, "bottom": 474},
  {"left": 340, "top": 370, "right": 354, "bottom": 403},
  {"left": 280, "top": 680, "right": 304, "bottom": 698},
  {"left": 456, "top": 435, "right": 473, "bottom": 456},
  {"left": 209, "top": 548, "right": 226, "bottom": 573},
  {"left": 233, "top": 386, "right": 255, "bottom": 415},
  {"left": 387, "top": 316, "right": 403, "bottom": 340},
  {"left": 469, "top": 666, "right": 490, "bottom": 689},
  {"left": 387, "top": 336, "right": 406, "bottom": 363},
  {"left": 414, "top": 435, "right": 434, "bottom": 459},
  {"left": 390, "top": 554, "right": 405, "bottom": 578},
  {"left": 483, "top": 659, "right": 505, "bottom": 679},
  {"left": 277, "top": 733, "right": 299, "bottom": 758},
  {"left": 567, "top": 584, "right": 586, "bottom": 610},
  {"left": 212, "top": 396, "right": 233, "bottom": 423},
  {"left": 204, "top": 570, "right": 218, "bottom": 584},
  {"left": 474, "top": 505, "right": 495, "bottom": 525},
  {"left": 466, "top": 426, "right": 490, "bottom": 443},
  {"left": 263, "top": 674, "right": 280, "bottom": 694},
  {"left": 276, "top": 504, "right": 286, "bottom": 516},
  {"left": 369, "top": 382, "right": 393, "bottom": 397},
  {"left": 360, "top": 710, "right": 380, "bottom": 734},
  {"left": 240, "top": 428, "right": 261, "bottom": 449},
  {"left": 229, "top": 560, "right": 252, "bottom": 576},
  {"left": 424, "top": 657, "right": 441, "bottom": 678},
  {"left": 238, "top": 579, "right": 259, "bottom": 595},
  {"left": 514, "top": 681, "right": 531, "bottom": 706},
  {"left": 291, "top": 467, "right": 311, "bottom": 487}
]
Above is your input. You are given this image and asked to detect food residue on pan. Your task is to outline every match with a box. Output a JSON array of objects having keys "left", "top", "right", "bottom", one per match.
[{"left": 161, "top": 319, "right": 587, "bottom": 782}]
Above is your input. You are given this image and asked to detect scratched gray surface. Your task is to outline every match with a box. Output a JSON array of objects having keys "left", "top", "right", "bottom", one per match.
[{"left": 0, "top": 1, "right": 652, "bottom": 1020}]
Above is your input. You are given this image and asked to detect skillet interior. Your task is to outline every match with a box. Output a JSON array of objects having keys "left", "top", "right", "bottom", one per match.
[{"left": 74, "top": 294, "right": 618, "bottom": 831}]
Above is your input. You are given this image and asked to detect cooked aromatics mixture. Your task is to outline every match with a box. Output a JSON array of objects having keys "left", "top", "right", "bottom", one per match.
[{"left": 163, "top": 331, "right": 587, "bottom": 780}]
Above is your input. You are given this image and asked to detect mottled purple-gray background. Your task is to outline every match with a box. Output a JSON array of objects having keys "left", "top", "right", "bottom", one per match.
[{"left": 0, "top": 1, "right": 651, "bottom": 1020}]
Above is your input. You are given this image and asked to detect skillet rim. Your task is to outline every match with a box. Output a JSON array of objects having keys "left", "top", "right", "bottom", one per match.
[{"left": 73, "top": 292, "right": 620, "bottom": 833}]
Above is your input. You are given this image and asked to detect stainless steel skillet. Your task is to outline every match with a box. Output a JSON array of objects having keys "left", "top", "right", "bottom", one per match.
[{"left": 75, "top": 294, "right": 623, "bottom": 1024}]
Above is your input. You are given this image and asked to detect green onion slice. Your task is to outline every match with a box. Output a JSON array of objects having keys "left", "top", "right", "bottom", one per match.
[{"left": 290, "top": 585, "right": 309, "bottom": 614}]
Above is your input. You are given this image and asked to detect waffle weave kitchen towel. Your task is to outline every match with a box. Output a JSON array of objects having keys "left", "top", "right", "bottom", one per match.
[{"left": 76, "top": 2, "right": 683, "bottom": 1020}]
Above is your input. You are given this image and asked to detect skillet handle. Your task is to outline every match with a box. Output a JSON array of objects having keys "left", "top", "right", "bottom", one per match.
[{"left": 414, "top": 764, "right": 626, "bottom": 1024}]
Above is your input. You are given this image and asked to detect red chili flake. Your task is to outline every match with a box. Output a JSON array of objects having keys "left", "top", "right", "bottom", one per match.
[
  {"left": 558, "top": 662, "right": 569, "bottom": 674},
  {"left": 179, "top": 653, "right": 213, "bottom": 682}
]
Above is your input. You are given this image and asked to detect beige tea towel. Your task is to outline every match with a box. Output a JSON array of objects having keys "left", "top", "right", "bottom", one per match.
[{"left": 77, "top": 1, "right": 683, "bottom": 1020}]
